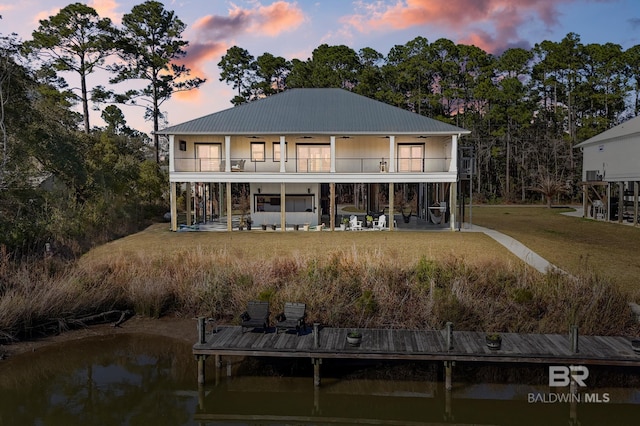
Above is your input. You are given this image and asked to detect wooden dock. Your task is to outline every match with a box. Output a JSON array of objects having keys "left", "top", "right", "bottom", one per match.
[{"left": 192, "top": 323, "right": 640, "bottom": 387}]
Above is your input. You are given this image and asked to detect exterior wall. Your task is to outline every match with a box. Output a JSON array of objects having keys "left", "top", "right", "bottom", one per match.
[
  {"left": 169, "top": 132, "right": 461, "bottom": 231},
  {"left": 172, "top": 134, "right": 453, "bottom": 175},
  {"left": 581, "top": 135, "right": 640, "bottom": 181}
]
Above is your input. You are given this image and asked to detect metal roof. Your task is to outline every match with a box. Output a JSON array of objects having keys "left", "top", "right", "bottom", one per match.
[
  {"left": 160, "top": 88, "right": 470, "bottom": 136},
  {"left": 575, "top": 115, "right": 640, "bottom": 147}
]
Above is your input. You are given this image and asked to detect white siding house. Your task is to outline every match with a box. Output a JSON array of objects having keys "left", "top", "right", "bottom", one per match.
[
  {"left": 575, "top": 115, "right": 640, "bottom": 224},
  {"left": 159, "top": 88, "right": 470, "bottom": 231}
]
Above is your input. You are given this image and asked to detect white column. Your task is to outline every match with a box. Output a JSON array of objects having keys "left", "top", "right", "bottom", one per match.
[
  {"left": 170, "top": 182, "right": 177, "bottom": 231},
  {"left": 280, "top": 182, "right": 286, "bottom": 230},
  {"left": 449, "top": 181, "right": 457, "bottom": 231},
  {"left": 169, "top": 135, "right": 175, "bottom": 172},
  {"left": 330, "top": 136, "right": 336, "bottom": 173},
  {"left": 448, "top": 134, "right": 458, "bottom": 173},
  {"left": 225, "top": 135, "right": 231, "bottom": 172},
  {"left": 389, "top": 136, "right": 395, "bottom": 173},
  {"left": 280, "top": 136, "right": 286, "bottom": 173}
]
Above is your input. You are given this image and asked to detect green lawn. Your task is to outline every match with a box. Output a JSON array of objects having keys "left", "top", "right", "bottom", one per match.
[{"left": 471, "top": 205, "right": 640, "bottom": 294}]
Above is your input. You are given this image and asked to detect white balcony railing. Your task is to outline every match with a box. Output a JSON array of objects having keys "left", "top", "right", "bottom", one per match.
[{"left": 173, "top": 157, "right": 451, "bottom": 173}]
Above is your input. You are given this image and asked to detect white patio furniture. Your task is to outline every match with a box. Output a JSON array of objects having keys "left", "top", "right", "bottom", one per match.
[
  {"left": 373, "top": 214, "right": 387, "bottom": 230},
  {"left": 349, "top": 215, "right": 363, "bottom": 230}
]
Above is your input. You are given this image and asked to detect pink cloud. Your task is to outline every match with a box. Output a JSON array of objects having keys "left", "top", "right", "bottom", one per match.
[
  {"left": 32, "top": 8, "right": 61, "bottom": 26},
  {"left": 184, "top": 1, "right": 306, "bottom": 93},
  {"left": 343, "top": 0, "right": 584, "bottom": 53},
  {"left": 179, "top": 41, "right": 229, "bottom": 82},
  {"left": 194, "top": 1, "right": 305, "bottom": 39},
  {"left": 89, "top": 0, "right": 122, "bottom": 24}
]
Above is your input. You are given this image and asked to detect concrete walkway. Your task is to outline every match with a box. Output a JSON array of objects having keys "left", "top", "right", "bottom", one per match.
[{"left": 461, "top": 224, "right": 562, "bottom": 274}]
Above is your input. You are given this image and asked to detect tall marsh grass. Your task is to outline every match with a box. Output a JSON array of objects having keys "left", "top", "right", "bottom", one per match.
[{"left": 1, "top": 245, "right": 637, "bottom": 343}]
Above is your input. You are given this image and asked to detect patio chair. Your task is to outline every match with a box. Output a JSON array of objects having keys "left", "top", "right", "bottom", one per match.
[
  {"left": 275, "top": 302, "right": 307, "bottom": 335},
  {"left": 373, "top": 214, "right": 386, "bottom": 230},
  {"left": 349, "top": 215, "right": 363, "bottom": 230},
  {"left": 240, "top": 301, "right": 270, "bottom": 333},
  {"left": 231, "top": 159, "right": 245, "bottom": 171}
]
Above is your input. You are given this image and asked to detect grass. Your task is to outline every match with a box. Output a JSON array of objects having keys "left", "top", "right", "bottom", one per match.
[
  {"left": 80, "top": 223, "right": 518, "bottom": 266},
  {"left": 2, "top": 208, "right": 639, "bottom": 344},
  {"left": 470, "top": 206, "right": 640, "bottom": 294}
]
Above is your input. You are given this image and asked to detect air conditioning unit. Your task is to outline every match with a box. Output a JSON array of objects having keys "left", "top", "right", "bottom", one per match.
[{"left": 586, "top": 170, "right": 602, "bottom": 181}]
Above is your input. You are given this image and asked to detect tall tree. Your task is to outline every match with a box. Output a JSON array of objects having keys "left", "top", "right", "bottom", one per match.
[
  {"left": 218, "top": 46, "right": 256, "bottom": 105},
  {"left": 308, "top": 44, "right": 361, "bottom": 89},
  {"left": 385, "top": 37, "right": 432, "bottom": 114},
  {"left": 254, "top": 52, "right": 290, "bottom": 96},
  {"left": 26, "top": 3, "right": 114, "bottom": 133},
  {"left": 353, "top": 47, "right": 384, "bottom": 100},
  {"left": 623, "top": 45, "right": 640, "bottom": 116},
  {"left": 108, "top": 0, "right": 205, "bottom": 163}
]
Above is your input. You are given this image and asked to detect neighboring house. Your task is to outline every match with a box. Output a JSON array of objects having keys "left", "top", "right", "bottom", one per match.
[
  {"left": 159, "top": 88, "right": 470, "bottom": 231},
  {"left": 575, "top": 115, "right": 640, "bottom": 224}
]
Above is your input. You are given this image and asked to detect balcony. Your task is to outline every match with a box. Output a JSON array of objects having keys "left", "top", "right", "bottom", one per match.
[{"left": 173, "top": 156, "right": 452, "bottom": 174}]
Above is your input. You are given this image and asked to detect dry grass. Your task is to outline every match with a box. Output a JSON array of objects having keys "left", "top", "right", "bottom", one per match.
[
  {"left": 470, "top": 206, "right": 640, "bottom": 295},
  {"left": 2, "top": 215, "right": 638, "bottom": 344},
  {"left": 79, "top": 223, "right": 515, "bottom": 266}
]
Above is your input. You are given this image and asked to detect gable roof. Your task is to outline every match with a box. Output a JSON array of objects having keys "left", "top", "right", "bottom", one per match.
[
  {"left": 161, "top": 88, "right": 470, "bottom": 136},
  {"left": 575, "top": 115, "right": 640, "bottom": 147}
]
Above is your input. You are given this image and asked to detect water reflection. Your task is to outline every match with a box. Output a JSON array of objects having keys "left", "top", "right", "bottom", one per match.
[
  {"left": 0, "top": 334, "right": 198, "bottom": 426},
  {"left": 0, "top": 335, "right": 638, "bottom": 425}
]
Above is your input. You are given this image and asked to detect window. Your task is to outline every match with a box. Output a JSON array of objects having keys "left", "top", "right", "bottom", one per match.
[
  {"left": 255, "top": 195, "right": 314, "bottom": 212},
  {"left": 195, "top": 143, "right": 221, "bottom": 171},
  {"left": 297, "top": 144, "right": 330, "bottom": 172},
  {"left": 273, "top": 141, "right": 288, "bottom": 161},
  {"left": 251, "top": 142, "right": 265, "bottom": 162},
  {"left": 398, "top": 144, "right": 424, "bottom": 172}
]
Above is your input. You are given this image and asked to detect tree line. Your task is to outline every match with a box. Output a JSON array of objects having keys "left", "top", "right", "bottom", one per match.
[
  {"left": 2, "top": 1, "right": 639, "bottom": 258},
  {"left": 219, "top": 35, "right": 640, "bottom": 203},
  {"left": 0, "top": 1, "right": 202, "bottom": 258}
]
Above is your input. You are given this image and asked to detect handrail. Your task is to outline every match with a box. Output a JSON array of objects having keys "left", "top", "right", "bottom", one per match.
[{"left": 173, "top": 156, "right": 451, "bottom": 173}]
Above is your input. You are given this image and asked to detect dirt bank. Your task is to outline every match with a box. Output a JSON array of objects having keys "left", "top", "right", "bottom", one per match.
[{"left": 0, "top": 314, "right": 199, "bottom": 359}]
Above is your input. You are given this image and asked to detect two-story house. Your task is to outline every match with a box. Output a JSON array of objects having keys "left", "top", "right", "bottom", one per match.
[
  {"left": 160, "top": 88, "right": 470, "bottom": 231},
  {"left": 576, "top": 115, "right": 640, "bottom": 224}
]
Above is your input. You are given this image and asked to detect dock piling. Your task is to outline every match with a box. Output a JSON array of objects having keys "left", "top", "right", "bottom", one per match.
[
  {"left": 197, "top": 317, "right": 206, "bottom": 344},
  {"left": 197, "top": 354, "right": 207, "bottom": 385},
  {"left": 313, "top": 323, "right": 320, "bottom": 348},
  {"left": 445, "top": 322, "right": 453, "bottom": 350},
  {"left": 570, "top": 325, "right": 579, "bottom": 353},
  {"left": 312, "top": 358, "right": 322, "bottom": 387},
  {"left": 444, "top": 360, "right": 454, "bottom": 391}
]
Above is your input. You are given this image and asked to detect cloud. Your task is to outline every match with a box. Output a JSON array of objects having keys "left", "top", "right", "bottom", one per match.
[
  {"left": 89, "top": 0, "right": 122, "bottom": 24},
  {"left": 30, "top": 1, "right": 121, "bottom": 27},
  {"left": 180, "top": 40, "right": 229, "bottom": 80},
  {"left": 342, "top": 0, "right": 583, "bottom": 54},
  {"left": 183, "top": 1, "right": 306, "bottom": 90},
  {"left": 32, "top": 7, "right": 61, "bottom": 26},
  {"left": 193, "top": 1, "right": 305, "bottom": 38}
]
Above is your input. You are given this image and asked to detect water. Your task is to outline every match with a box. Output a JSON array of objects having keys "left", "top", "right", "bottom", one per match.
[{"left": 0, "top": 334, "right": 638, "bottom": 425}]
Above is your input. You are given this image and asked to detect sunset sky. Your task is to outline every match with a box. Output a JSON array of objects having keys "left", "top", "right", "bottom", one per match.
[{"left": 1, "top": 0, "right": 639, "bottom": 134}]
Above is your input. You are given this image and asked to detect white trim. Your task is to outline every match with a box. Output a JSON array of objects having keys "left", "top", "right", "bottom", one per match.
[
  {"left": 279, "top": 136, "right": 286, "bottom": 172},
  {"left": 170, "top": 172, "right": 457, "bottom": 184},
  {"left": 389, "top": 135, "right": 395, "bottom": 173},
  {"left": 330, "top": 136, "right": 336, "bottom": 173},
  {"left": 224, "top": 136, "right": 231, "bottom": 172},
  {"left": 169, "top": 135, "right": 175, "bottom": 172},
  {"left": 448, "top": 134, "right": 458, "bottom": 173}
]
